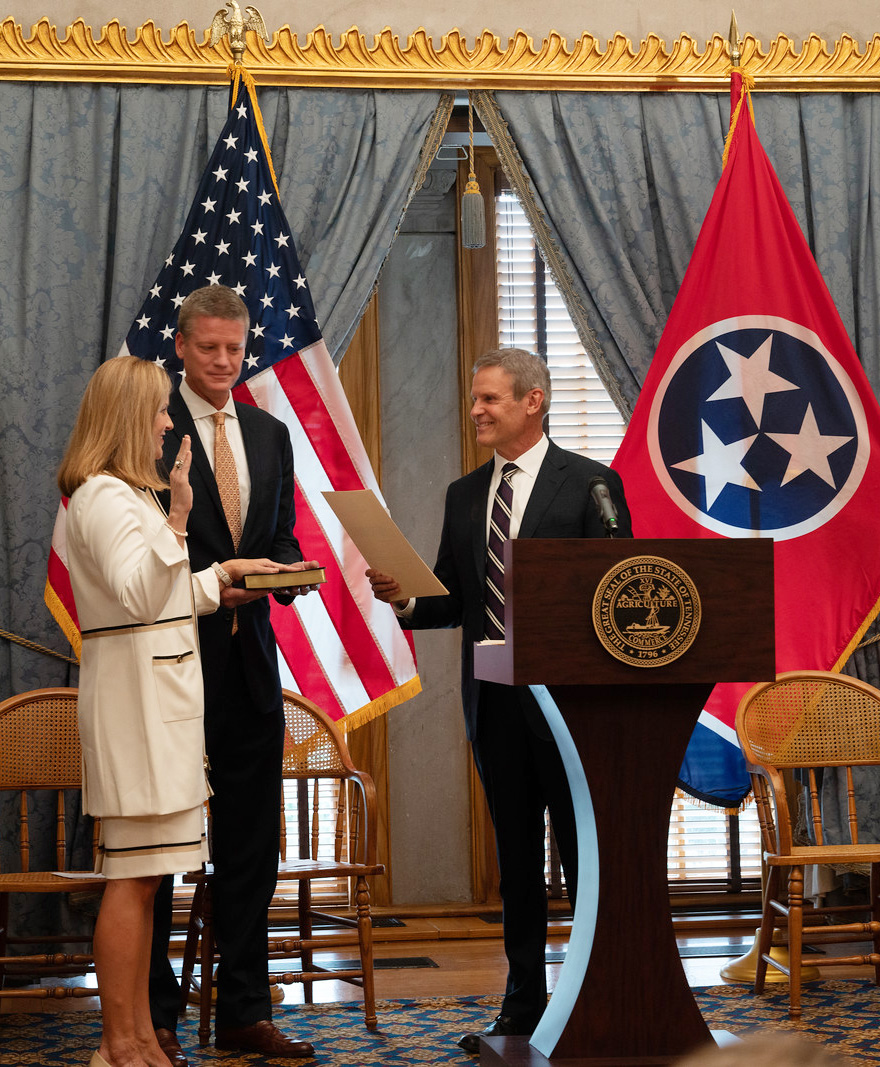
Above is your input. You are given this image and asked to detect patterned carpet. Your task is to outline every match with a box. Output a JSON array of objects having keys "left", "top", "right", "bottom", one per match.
[
  {"left": 697, "top": 981, "right": 880, "bottom": 1063},
  {"left": 2, "top": 983, "right": 880, "bottom": 1066}
]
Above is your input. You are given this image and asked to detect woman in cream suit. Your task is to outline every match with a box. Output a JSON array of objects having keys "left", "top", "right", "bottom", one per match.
[{"left": 58, "top": 357, "right": 284, "bottom": 1067}]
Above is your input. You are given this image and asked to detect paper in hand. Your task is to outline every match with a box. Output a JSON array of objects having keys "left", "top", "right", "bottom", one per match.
[{"left": 322, "top": 490, "right": 448, "bottom": 600}]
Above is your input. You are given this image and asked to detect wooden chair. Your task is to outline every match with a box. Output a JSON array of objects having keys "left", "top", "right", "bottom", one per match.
[
  {"left": 180, "top": 689, "right": 385, "bottom": 1043},
  {"left": 735, "top": 670, "right": 880, "bottom": 1018},
  {"left": 0, "top": 686, "right": 105, "bottom": 1001}
]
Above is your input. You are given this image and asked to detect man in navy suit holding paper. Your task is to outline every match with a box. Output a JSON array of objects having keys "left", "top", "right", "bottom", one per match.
[
  {"left": 368, "top": 348, "right": 632, "bottom": 1054},
  {"left": 149, "top": 286, "right": 319, "bottom": 1063}
]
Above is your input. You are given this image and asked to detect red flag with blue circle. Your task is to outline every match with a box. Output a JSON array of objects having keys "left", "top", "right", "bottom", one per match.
[{"left": 612, "top": 71, "right": 880, "bottom": 807}]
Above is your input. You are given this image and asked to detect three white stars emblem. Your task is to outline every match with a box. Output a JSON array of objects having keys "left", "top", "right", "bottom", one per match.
[{"left": 672, "top": 333, "right": 853, "bottom": 504}]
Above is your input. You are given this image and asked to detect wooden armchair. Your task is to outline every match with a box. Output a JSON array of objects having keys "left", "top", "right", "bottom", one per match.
[
  {"left": 735, "top": 670, "right": 880, "bottom": 1018},
  {"left": 0, "top": 686, "right": 104, "bottom": 1001},
  {"left": 180, "top": 689, "right": 385, "bottom": 1043}
]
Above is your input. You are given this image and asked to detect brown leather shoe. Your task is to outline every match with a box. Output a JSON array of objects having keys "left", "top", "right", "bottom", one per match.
[
  {"left": 215, "top": 1019, "right": 314, "bottom": 1059},
  {"left": 155, "top": 1028, "right": 189, "bottom": 1067}
]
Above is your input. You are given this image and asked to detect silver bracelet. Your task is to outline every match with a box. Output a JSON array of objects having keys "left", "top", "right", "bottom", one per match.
[
  {"left": 211, "top": 561, "right": 233, "bottom": 587},
  {"left": 165, "top": 520, "right": 188, "bottom": 538}
]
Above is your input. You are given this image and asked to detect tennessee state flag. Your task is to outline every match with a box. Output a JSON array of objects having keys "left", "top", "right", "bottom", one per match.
[{"left": 612, "top": 71, "right": 880, "bottom": 807}]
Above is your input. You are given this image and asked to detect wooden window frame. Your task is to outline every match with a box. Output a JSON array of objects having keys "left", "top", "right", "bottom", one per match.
[{"left": 337, "top": 297, "right": 393, "bottom": 909}]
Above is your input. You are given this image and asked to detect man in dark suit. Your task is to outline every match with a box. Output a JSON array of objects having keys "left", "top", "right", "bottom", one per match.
[
  {"left": 367, "top": 348, "right": 632, "bottom": 1054},
  {"left": 149, "top": 286, "right": 319, "bottom": 1063}
]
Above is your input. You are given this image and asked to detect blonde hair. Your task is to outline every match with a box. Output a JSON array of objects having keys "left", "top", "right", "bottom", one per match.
[{"left": 58, "top": 357, "right": 171, "bottom": 496}]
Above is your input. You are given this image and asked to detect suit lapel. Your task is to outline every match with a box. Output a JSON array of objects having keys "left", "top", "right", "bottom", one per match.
[
  {"left": 168, "top": 390, "right": 230, "bottom": 540},
  {"left": 518, "top": 442, "right": 568, "bottom": 539},
  {"left": 236, "top": 402, "right": 262, "bottom": 553},
  {"left": 470, "top": 462, "right": 494, "bottom": 585},
  {"left": 468, "top": 446, "right": 567, "bottom": 576}
]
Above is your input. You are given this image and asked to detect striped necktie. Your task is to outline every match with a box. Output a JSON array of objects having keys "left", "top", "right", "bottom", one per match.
[
  {"left": 212, "top": 411, "right": 242, "bottom": 551},
  {"left": 484, "top": 462, "right": 517, "bottom": 640}
]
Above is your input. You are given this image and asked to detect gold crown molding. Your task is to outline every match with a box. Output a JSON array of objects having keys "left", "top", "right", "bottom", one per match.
[{"left": 2, "top": 19, "right": 880, "bottom": 90}]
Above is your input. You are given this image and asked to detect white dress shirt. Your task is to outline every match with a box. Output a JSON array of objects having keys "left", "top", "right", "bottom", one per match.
[
  {"left": 396, "top": 435, "right": 550, "bottom": 617},
  {"left": 484, "top": 434, "right": 549, "bottom": 543},
  {"left": 180, "top": 379, "right": 251, "bottom": 523},
  {"left": 179, "top": 380, "right": 252, "bottom": 600}
]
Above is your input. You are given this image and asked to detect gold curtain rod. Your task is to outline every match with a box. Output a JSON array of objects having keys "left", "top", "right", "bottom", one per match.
[{"left": 2, "top": 19, "right": 880, "bottom": 90}]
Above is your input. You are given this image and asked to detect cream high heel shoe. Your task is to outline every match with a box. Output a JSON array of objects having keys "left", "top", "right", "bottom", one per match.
[{"left": 88, "top": 1052, "right": 111, "bottom": 1067}]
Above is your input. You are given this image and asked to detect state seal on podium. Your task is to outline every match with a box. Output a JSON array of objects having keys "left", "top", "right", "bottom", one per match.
[{"left": 592, "top": 555, "right": 701, "bottom": 667}]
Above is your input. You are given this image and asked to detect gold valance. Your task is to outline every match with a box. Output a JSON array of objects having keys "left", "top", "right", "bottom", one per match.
[{"left": 2, "top": 19, "right": 880, "bottom": 90}]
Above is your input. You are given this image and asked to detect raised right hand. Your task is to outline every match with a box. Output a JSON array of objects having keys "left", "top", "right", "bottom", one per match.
[{"left": 167, "top": 435, "right": 193, "bottom": 539}]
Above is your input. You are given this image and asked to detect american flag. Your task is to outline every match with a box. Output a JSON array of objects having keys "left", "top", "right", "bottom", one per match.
[{"left": 46, "top": 67, "right": 421, "bottom": 726}]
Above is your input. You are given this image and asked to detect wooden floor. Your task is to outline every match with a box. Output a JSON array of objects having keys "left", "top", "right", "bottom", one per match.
[{"left": 2, "top": 911, "right": 875, "bottom": 1014}]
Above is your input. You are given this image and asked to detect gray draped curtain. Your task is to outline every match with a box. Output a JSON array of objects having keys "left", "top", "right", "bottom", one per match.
[{"left": 0, "top": 80, "right": 450, "bottom": 948}]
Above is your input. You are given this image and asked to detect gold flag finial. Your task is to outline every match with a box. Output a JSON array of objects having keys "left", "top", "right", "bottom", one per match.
[
  {"left": 209, "top": 0, "right": 270, "bottom": 64},
  {"left": 728, "top": 10, "right": 741, "bottom": 67}
]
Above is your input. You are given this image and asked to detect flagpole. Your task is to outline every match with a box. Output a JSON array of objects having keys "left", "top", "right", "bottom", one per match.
[
  {"left": 729, "top": 10, "right": 740, "bottom": 68},
  {"left": 105, "top": 6, "right": 422, "bottom": 723},
  {"left": 721, "top": 13, "right": 755, "bottom": 169},
  {"left": 208, "top": 0, "right": 270, "bottom": 66},
  {"left": 716, "top": 16, "right": 806, "bottom": 988},
  {"left": 716, "top": 18, "right": 783, "bottom": 987}
]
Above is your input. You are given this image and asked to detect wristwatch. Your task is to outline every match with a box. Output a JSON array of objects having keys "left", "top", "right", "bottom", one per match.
[{"left": 211, "top": 561, "right": 233, "bottom": 588}]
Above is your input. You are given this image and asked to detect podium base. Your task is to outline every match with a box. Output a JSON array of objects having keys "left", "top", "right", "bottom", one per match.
[{"left": 479, "top": 1032, "right": 738, "bottom": 1066}]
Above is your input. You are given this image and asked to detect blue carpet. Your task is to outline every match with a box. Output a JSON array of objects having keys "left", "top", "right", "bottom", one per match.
[
  {"left": 695, "top": 981, "right": 880, "bottom": 1063},
  {"left": 0, "top": 996, "right": 504, "bottom": 1066},
  {"left": 1, "top": 983, "right": 879, "bottom": 1065}
]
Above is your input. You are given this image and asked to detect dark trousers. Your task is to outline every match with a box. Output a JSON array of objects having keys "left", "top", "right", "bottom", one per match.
[
  {"left": 471, "top": 682, "right": 578, "bottom": 1027},
  {"left": 149, "top": 640, "right": 284, "bottom": 1031}
]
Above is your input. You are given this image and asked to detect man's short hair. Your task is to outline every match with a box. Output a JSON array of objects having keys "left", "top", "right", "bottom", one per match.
[
  {"left": 473, "top": 348, "right": 551, "bottom": 415},
  {"left": 177, "top": 285, "right": 250, "bottom": 337}
]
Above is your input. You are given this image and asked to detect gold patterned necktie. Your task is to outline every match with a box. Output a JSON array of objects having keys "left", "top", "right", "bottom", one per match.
[{"left": 212, "top": 411, "right": 242, "bottom": 551}]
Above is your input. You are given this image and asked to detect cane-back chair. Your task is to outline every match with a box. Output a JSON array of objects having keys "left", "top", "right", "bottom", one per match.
[
  {"left": 736, "top": 670, "right": 880, "bottom": 1018},
  {"left": 180, "top": 689, "right": 385, "bottom": 1043},
  {"left": 0, "top": 686, "right": 105, "bottom": 1001}
]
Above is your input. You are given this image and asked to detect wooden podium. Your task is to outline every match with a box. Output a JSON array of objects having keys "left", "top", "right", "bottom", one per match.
[{"left": 473, "top": 538, "right": 775, "bottom": 1067}]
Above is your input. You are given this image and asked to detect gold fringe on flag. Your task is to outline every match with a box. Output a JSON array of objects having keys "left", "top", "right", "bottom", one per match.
[
  {"left": 42, "top": 579, "right": 81, "bottom": 661},
  {"left": 228, "top": 63, "right": 281, "bottom": 201},
  {"left": 343, "top": 675, "right": 424, "bottom": 732},
  {"left": 721, "top": 69, "right": 756, "bottom": 171},
  {"left": 674, "top": 786, "right": 754, "bottom": 817},
  {"left": 834, "top": 588, "right": 880, "bottom": 669}
]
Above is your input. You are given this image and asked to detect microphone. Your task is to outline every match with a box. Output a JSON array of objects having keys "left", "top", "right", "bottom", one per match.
[{"left": 588, "top": 476, "right": 619, "bottom": 535}]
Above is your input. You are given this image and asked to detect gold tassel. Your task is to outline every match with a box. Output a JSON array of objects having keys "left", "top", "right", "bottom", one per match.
[{"left": 461, "top": 92, "right": 486, "bottom": 249}]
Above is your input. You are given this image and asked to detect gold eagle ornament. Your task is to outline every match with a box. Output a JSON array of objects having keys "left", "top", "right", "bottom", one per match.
[{"left": 208, "top": 0, "right": 270, "bottom": 63}]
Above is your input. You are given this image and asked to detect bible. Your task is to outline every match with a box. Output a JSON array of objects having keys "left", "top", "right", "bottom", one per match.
[{"left": 242, "top": 566, "right": 326, "bottom": 590}]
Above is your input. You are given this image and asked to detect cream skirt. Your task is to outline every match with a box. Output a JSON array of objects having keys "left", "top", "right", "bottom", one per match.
[{"left": 95, "top": 803, "right": 209, "bottom": 879}]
